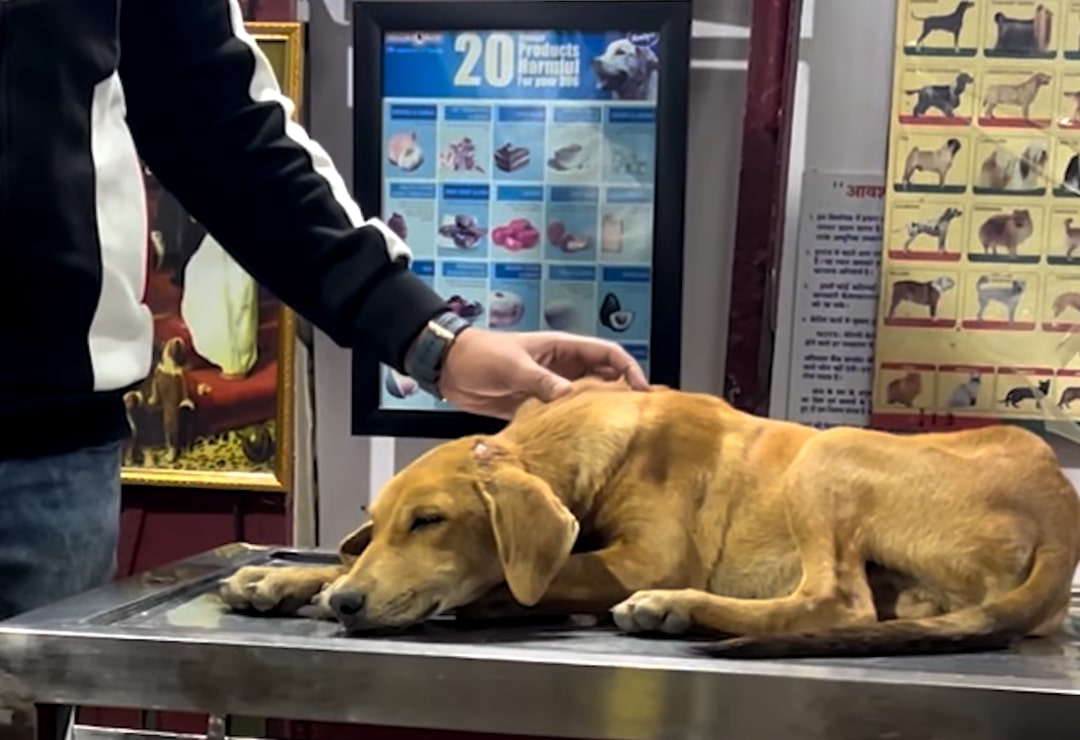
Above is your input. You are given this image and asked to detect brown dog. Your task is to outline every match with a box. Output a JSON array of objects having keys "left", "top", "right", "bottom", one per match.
[
  {"left": 221, "top": 379, "right": 1080, "bottom": 659},
  {"left": 1058, "top": 386, "right": 1080, "bottom": 409},
  {"left": 982, "top": 72, "right": 1052, "bottom": 120},
  {"left": 901, "top": 138, "right": 962, "bottom": 188},
  {"left": 1052, "top": 292, "right": 1080, "bottom": 318},
  {"left": 885, "top": 371, "right": 922, "bottom": 407},
  {"left": 978, "top": 209, "right": 1033, "bottom": 256}
]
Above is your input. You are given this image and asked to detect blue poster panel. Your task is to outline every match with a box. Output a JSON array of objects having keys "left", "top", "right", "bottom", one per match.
[{"left": 379, "top": 29, "right": 661, "bottom": 411}]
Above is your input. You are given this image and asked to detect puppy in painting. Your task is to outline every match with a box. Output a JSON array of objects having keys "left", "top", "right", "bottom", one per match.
[{"left": 147, "top": 337, "right": 197, "bottom": 464}]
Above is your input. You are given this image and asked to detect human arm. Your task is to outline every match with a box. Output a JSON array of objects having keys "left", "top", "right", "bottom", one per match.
[
  {"left": 118, "top": 0, "right": 445, "bottom": 371},
  {"left": 118, "top": 0, "right": 648, "bottom": 412}
]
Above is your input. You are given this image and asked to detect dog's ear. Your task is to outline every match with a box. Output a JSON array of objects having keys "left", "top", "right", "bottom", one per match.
[
  {"left": 473, "top": 455, "right": 579, "bottom": 607},
  {"left": 337, "top": 521, "right": 373, "bottom": 562},
  {"left": 636, "top": 44, "right": 659, "bottom": 71}
]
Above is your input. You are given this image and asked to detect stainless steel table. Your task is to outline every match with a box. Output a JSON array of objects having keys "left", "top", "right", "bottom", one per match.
[{"left": 2, "top": 544, "right": 1080, "bottom": 740}]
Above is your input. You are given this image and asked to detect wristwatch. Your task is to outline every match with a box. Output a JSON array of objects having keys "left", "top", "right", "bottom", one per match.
[{"left": 404, "top": 310, "right": 471, "bottom": 398}]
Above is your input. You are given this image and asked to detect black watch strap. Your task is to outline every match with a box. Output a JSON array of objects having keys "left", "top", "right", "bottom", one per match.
[{"left": 404, "top": 311, "right": 471, "bottom": 398}]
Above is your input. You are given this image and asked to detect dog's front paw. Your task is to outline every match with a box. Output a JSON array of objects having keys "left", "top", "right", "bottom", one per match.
[
  {"left": 611, "top": 589, "right": 696, "bottom": 635},
  {"left": 218, "top": 566, "right": 329, "bottom": 615}
]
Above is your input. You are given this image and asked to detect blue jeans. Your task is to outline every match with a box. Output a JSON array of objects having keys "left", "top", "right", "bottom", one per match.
[{"left": 0, "top": 442, "right": 121, "bottom": 620}]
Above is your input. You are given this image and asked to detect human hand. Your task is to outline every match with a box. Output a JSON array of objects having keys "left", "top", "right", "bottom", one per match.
[{"left": 438, "top": 328, "right": 649, "bottom": 419}]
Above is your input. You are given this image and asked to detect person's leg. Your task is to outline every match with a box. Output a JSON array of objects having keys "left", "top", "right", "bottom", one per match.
[{"left": 0, "top": 442, "right": 122, "bottom": 620}]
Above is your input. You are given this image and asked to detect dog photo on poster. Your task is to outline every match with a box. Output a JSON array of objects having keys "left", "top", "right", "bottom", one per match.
[
  {"left": 870, "top": 0, "right": 1080, "bottom": 434},
  {"left": 121, "top": 23, "right": 304, "bottom": 491}
]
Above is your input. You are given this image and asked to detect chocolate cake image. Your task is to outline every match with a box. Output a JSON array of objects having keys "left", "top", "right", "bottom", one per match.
[{"left": 494, "top": 143, "right": 530, "bottom": 173}]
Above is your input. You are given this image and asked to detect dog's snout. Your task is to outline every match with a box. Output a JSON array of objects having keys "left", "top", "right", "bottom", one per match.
[{"left": 329, "top": 590, "right": 367, "bottom": 618}]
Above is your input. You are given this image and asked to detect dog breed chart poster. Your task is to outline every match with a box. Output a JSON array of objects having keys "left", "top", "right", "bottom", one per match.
[
  {"left": 871, "top": 0, "right": 1080, "bottom": 429},
  {"left": 377, "top": 30, "right": 661, "bottom": 411}
]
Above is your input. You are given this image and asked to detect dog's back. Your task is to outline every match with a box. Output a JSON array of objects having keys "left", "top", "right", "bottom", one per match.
[{"left": 503, "top": 380, "right": 816, "bottom": 500}]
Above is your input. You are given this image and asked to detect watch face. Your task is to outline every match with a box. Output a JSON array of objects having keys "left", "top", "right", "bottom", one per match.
[{"left": 408, "top": 324, "right": 452, "bottom": 383}]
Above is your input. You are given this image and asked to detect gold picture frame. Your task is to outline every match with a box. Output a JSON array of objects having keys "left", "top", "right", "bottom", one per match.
[{"left": 121, "top": 22, "right": 304, "bottom": 492}]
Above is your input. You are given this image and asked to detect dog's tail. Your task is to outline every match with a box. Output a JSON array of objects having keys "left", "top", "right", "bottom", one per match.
[
  {"left": 694, "top": 544, "right": 1075, "bottom": 660},
  {"left": 903, "top": 89, "right": 922, "bottom": 96}
]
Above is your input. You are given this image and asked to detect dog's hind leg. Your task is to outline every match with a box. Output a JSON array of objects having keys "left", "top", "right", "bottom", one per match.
[{"left": 613, "top": 450, "right": 878, "bottom": 638}]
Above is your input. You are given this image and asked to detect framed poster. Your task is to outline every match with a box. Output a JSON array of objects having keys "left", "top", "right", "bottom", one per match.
[
  {"left": 869, "top": 0, "right": 1080, "bottom": 434},
  {"left": 121, "top": 22, "right": 304, "bottom": 491},
  {"left": 350, "top": 1, "right": 691, "bottom": 438}
]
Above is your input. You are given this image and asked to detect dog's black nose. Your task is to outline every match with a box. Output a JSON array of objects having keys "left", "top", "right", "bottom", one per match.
[{"left": 329, "top": 590, "right": 366, "bottom": 618}]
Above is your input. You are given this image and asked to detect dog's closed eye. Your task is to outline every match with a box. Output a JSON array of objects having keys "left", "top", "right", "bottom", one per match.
[{"left": 410, "top": 513, "right": 446, "bottom": 532}]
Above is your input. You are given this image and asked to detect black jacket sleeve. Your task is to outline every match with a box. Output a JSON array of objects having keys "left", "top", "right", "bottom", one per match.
[{"left": 118, "top": 0, "right": 448, "bottom": 372}]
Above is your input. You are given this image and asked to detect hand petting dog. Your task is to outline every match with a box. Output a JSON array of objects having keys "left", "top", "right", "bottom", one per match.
[{"left": 438, "top": 328, "right": 650, "bottom": 419}]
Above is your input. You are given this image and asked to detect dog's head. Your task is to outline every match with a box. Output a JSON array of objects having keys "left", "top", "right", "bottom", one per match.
[
  {"left": 322, "top": 436, "right": 579, "bottom": 633},
  {"left": 1034, "top": 72, "right": 1053, "bottom": 87},
  {"left": 945, "top": 138, "right": 962, "bottom": 155},
  {"left": 1012, "top": 208, "right": 1033, "bottom": 228},
  {"left": 958, "top": 0, "right": 975, "bottom": 10},
  {"left": 161, "top": 336, "right": 188, "bottom": 366},
  {"left": 932, "top": 276, "right": 956, "bottom": 293},
  {"left": 592, "top": 38, "right": 659, "bottom": 97},
  {"left": 943, "top": 206, "right": 963, "bottom": 220},
  {"left": 123, "top": 390, "right": 144, "bottom": 410},
  {"left": 956, "top": 72, "right": 975, "bottom": 87}
]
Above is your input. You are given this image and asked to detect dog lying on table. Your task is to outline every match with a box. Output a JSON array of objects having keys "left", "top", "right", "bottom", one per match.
[{"left": 219, "top": 379, "right": 1080, "bottom": 658}]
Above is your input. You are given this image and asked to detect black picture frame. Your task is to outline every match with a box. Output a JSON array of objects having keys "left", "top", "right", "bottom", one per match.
[{"left": 350, "top": 0, "right": 691, "bottom": 439}]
